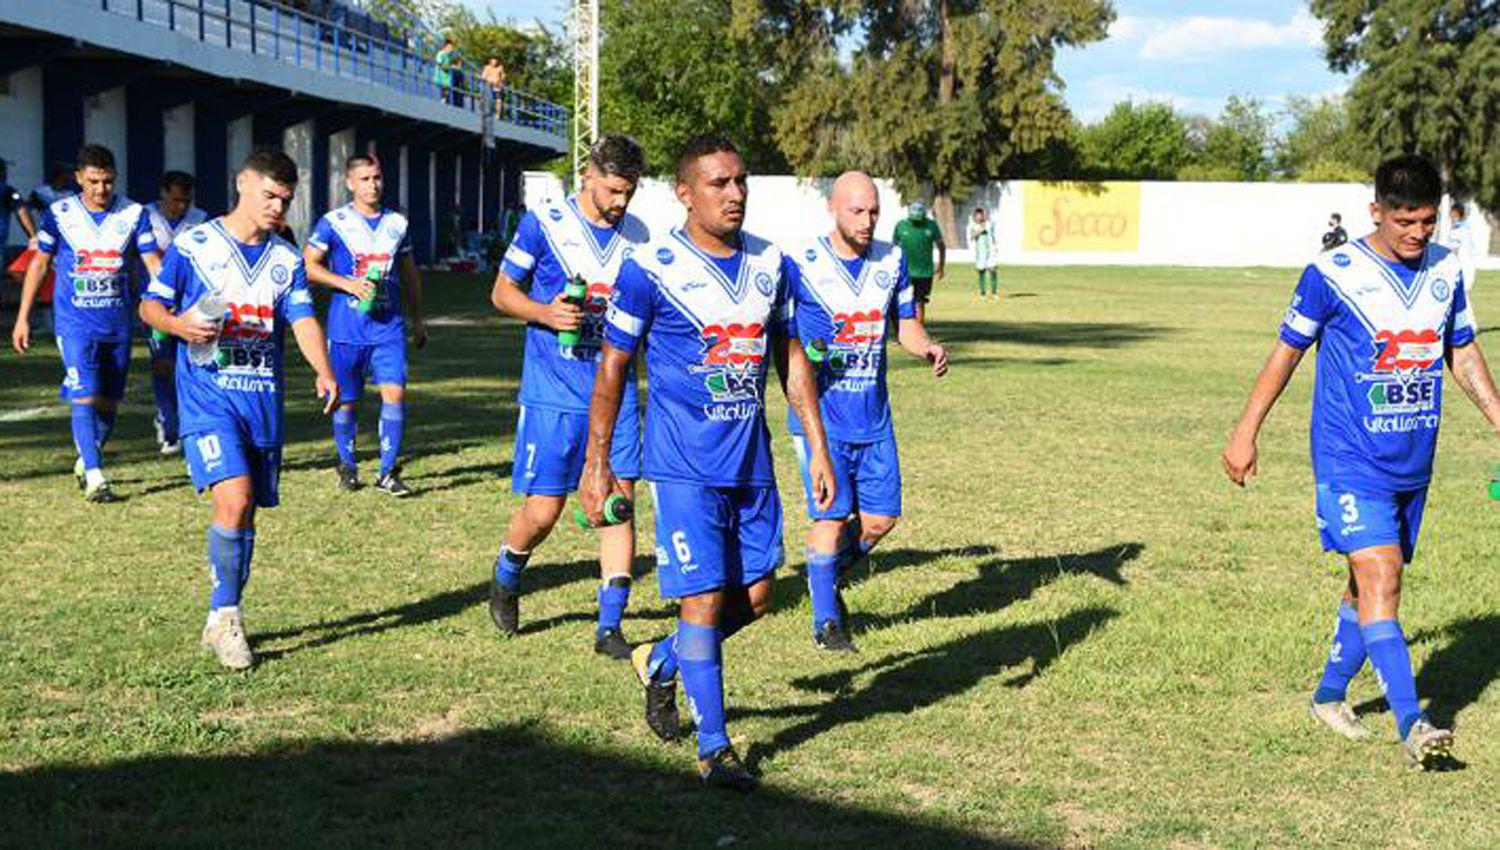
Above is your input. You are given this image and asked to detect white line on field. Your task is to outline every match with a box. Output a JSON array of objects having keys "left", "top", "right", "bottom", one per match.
[{"left": 0, "top": 405, "right": 63, "bottom": 423}]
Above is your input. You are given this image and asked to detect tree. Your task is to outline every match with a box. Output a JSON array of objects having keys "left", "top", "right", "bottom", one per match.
[
  {"left": 1180, "top": 96, "right": 1274, "bottom": 182},
  {"left": 1311, "top": 0, "right": 1500, "bottom": 215},
  {"left": 774, "top": 0, "right": 1115, "bottom": 240},
  {"left": 1075, "top": 100, "right": 1194, "bottom": 180},
  {"left": 1275, "top": 94, "right": 1372, "bottom": 182}
]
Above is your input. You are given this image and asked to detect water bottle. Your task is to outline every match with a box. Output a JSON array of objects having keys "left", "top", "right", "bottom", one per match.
[
  {"left": 357, "top": 266, "right": 383, "bottom": 314},
  {"left": 574, "top": 494, "right": 633, "bottom": 529},
  {"left": 185, "top": 293, "right": 228, "bottom": 368},
  {"left": 557, "top": 276, "right": 588, "bottom": 350},
  {"left": 805, "top": 337, "right": 828, "bottom": 365},
  {"left": 1488, "top": 465, "right": 1500, "bottom": 500}
]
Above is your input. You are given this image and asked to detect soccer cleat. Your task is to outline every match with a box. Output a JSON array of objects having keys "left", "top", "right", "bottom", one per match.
[
  {"left": 698, "top": 746, "right": 757, "bottom": 792},
  {"left": 201, "top": 610, "right": 254, "bottom": 670},
  {"left": 84, "top": 478, "right": 121, "bottom": 503},
  {"left": 631, "top": 642, "right": 682, "bottom": 742},
  {"left": 489, "top": 580, "right": 520, "bottom": 636},
  {"left": 1309, "top": 700, "right": 1371, "bottom": 740},
  {"left": 336, "top": 463, "right": 360, "bottom": 492},
  {"left": 813, "top": 620, "right": 857, "bottom": 653},
  {"left": 73, "top": 457, "right": 85, "bottom": 490},
  {"left": 374, "top": 469, "right": 413, "bottom": 497},
  {"left": 594, "top": 627, "right": 632, "bottom": 661},
  {"left": 159, "top": 440, "right": 181, "bottom": 456},
  {"left": 1402, "top": 718, "right": 1454, "bottom": 770}
]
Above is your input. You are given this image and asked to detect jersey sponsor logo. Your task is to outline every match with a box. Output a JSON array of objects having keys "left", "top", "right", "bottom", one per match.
[
  {"left": 73, "top": 248, "right": 124, "bottom": 274},
  {"left": 1332, "top": 253, "right": 1351, "bottom": 267},
  {"left": 832, "top": 309, "right": 885, "bottom": 346},
  {"left": 696, "top": 322, "right": 767, "bottom": 411},
  {"left": 561, "top": 281, "right": 616, "bottom": 361},
  {"left": 1362, "top": 413, "right": 1439, "bottom": 434},
  {"left": 656, "top": 247, "right": 676, "bottom": 265},
  {"left": 192, "top": 231, "right": 209, "bottom": 243},
  {"left": 805, "top": 249, "right": 818, "bottom": 262},
  {"left": 1367, "top": 379, "right": 1435, "bottom": 415},
  {"left": 549, "top": 208, "right": 565, "bottom": 221},
  {"left": 1372, "top": 329, "right": 1440, "bottom": 373}
]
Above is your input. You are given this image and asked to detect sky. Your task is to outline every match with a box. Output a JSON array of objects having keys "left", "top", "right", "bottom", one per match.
[{"left": 467, "top": 0, "right": 1349, "bottom": 122}]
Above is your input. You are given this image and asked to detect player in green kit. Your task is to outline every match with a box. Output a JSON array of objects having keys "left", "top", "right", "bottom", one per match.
[{"left": 892, "top": 203, "right": 945, "bottom": 322}]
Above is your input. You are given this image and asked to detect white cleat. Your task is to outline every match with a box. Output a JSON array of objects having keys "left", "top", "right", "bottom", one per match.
[
  {"left": 1402, "top": 718, "right": 1455, "bottom": 770},
  {"left": 1309, "top": 700, "right": 1371, "bottom": 740},
  {"left": 201, "top": 609, "right": 254, "bottom": 670}
]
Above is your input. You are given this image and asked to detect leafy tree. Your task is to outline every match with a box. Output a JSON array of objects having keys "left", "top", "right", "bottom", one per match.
[
  {"left": 1275, "top": 94, "right": 1372, "bottom": 182},
  {"left": 1182, "top": 96, "right": 1274, "bottom": 182},
  {"left": 1311, "top": 0, "right": 1500, "bottom": 215},
  {"left": 1075, "top": 100, "right": 1194, "bottom": 180}
]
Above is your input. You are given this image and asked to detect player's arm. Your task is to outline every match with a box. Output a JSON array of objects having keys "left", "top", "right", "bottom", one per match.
[
  {"left": 398, "top": 253, "right": 427, "bottom": 349},
  {"left": 934, "top": 224, "right": 946, "bottom": 280},
  {"left": 10, "top": 247, "right": 53, "bottom": 353},
  {"left": 15, "top": 196, "right": 36, "bottom": 240},
  {"left": 782, "top": 332, "right": 837, "bottom": 512},
  {"left": 579, "top": 342, "right": 631, "bottom": 525},
  {"left": 897, "top": 318, "right": 948, "bottom": 376},
  {"left": 139, "top": 246, "right": 217, "bottom": 344},
  {"left": 1222, "top": 341, "right": 1306, "bottom": 486},
  {"left": 489, "top": 268, "right": 581, "bottom": 331},
  {"left": 1445, "top": 281, "right": 1500, "bottom": 433},
  {"left": 302, "top": 240, "right": 373, "bottom": 300},
  {"left": 290, "top": 316, "right": 340, "bottom": 415}
]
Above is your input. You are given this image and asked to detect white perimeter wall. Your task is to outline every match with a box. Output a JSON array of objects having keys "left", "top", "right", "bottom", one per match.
[
  {"left": 163, "top": 103, "right": 195, "bottom": 173},
  {"left": 524, "top": 172, "right": 1495, "bottom": 269},
  {"left": 83, "top": 87, "right": 129, "bottom": 189},
  {"left": 0, "top": 68, "right": 44, "bottom": 248}
]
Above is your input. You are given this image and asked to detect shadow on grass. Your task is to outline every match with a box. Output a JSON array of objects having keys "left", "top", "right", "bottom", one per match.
[
  {"left": 0, "top": 727, "right": 1045, "bottom": 849},
  {"left": 740, "top": 606, "right": 1119, "bottom": 763},
  {"left": 925, "top": 319, "right": 1171, "bottom": 349},
  {"left": 254, "top": 581, "right": 494, "bottom": 662},
  {"left": 1352, "top": 613, "right": 1500, "bottom": 730},
  {"left": 770, "top": 545, "right": 1001, "bottom": 615}
]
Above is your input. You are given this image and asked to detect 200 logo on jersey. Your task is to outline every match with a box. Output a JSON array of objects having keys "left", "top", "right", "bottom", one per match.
[
  {"left": 561, "top": 281, "right": 615, "bottom": 361},
  {"left": 1361, "top": 328, "right": 1443, "bottom": 428},
  {"left": 70, "top": 248, "right": 127, "bottom": 302},
  {"left": 1373, "top": 329, "right": 1441, "bottom": 373},
  {"left": 695, "top": 323, "right": 767, "bottom": 409},
  {"left": 216, "top": 303, "right": 277, "bottom": 379}
]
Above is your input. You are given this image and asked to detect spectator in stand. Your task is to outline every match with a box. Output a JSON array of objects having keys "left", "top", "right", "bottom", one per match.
[
  {"left": 1321, "top": 212, "right": 1348, "bottom": 251},
  {"left": 482, "top": 58, "right": 507, "bottom": 117},
  {"left": 434, "top": 38, "right": 461, "bottom": 107}
]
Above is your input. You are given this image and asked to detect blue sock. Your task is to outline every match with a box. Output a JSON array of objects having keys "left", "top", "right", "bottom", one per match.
[
  {"left": 333, "top": 407, "right": 357, "bottom": 468},
  {"left": 838, "top": 536, "right": 876, "bottom": 576},
  {"left": 596, "top": 576, "right": 631, "bottom": 638},
  {"left": 675, "top": 621, "right": 729, "bottom": 759},
  {"left": 152, "top": 371, "right": 179, "bottom": 442},
  {"left": 71, "top": 404, "right": 102, "bottom": 471},
  {"left": 493, "top": 544, "right": 528, "bottom": 592},
  {"left": 1314, "top": 603, "right": 1366, "bottom": 704},
  {"left": 1362, "top": 619, "right": 1424, "bottom": 738},
  {"left": 240, "top": 529, "right": 256, "bottom": 590},
  {"left": 94, "top": 407, "right": 116, "bottom": 449},
  {"left": 378, "top": 402, "right": 404, "bottom": 476},
  {"left": 646, "top": 635, "right": 679, "bottom": 682},
  {"left": 207, "top": 524, "right": 248, "bottom": 610},
  {"left": 807, "top": 551, "right": 841, "bottom": 629}
]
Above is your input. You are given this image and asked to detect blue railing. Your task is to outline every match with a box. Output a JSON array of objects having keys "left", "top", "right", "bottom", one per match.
[{"left": 92, "top": 0, "right": 569, "bottom": 141}]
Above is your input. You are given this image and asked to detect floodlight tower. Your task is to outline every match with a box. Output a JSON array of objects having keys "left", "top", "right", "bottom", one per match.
[{"left": 571, "top": 0, "right": 600, "bottom": 180}]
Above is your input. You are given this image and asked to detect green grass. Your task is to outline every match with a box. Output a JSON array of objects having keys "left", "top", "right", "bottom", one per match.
[{"left": 1, "top": 266, "right": 1497, "bottom": 849}]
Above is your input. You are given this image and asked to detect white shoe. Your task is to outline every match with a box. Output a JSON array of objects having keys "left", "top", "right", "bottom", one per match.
[
  {"left": 1309, "top": 700, "right": 1371, "bottom": 740},
  {"left": 1402, "top": 718, "right": 1454, "bottom": 770},
  {"left": 160, "top": 440, "right": 181, "bottom": 456},
  {"left": 201, "top": 609, "right": 254, "bottom": 670}
]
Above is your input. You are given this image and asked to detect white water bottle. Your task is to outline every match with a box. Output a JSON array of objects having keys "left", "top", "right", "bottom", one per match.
[{"left": 185, "top": 293, "right": 229, "bottom": 367}]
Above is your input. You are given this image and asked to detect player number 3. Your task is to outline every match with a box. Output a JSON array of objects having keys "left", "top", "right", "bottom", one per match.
[{"left": 1338, "top": 493, "right": 1359, "bottom": 524}]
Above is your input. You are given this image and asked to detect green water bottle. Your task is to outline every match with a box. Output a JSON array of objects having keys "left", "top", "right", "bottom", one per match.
[
  {"left": 358, "top": 266, "right": 383, "bottom": 314},
  {"left": 151, "top": 328, "right": 169, "bottom": 342},
  {"left": 574, "top": 494, "right": 634, "bottom": 529},
  {"left": 1489, "top": 465, "right": 1500, "bottom": 500},
  {"left": 557, "top": 276, "right": 588, "bottom": 350},
  {"left": 805, "top": 337, "right": 828, "bottom": 364}
]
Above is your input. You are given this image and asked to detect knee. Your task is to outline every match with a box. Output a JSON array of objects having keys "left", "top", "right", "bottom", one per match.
[
  {"left": 381, "top": 386, "right": 405, "bottom": 405},
  {"left": 522, "top": 497, "right": 565, "bottom": 530},
  {"left": 862, "top": 514, "right": 898, "bottom": 540},
  {"left": 214, "top": 493, "right": 255, "bottom": 528}
]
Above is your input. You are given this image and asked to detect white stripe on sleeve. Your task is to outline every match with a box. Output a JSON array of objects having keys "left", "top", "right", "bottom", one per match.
[
  {"left": 146, "top": 280, "right": 175, "bottom": 300},
  {"left": 1282, "top": 308, "right": 1320, "bottom": 339},
  {"left": 607, "top": 304, "right": 644, "bottom": 337},
  {"left": 503, "top": 245, "right": 536, "bottom": 271}
]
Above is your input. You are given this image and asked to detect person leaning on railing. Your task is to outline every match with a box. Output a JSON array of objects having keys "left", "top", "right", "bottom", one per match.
[{"left": 433, "top": 37, "right": 460, "bottom": 106}]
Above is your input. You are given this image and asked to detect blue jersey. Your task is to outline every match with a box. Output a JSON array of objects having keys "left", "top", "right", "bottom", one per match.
[
  {"left": 143, "top": 220, "right": 315, "bottom": 448},
  {"left": 1280, "top": 239, "right": 1475, "bottom": 491},
  {"left": 37, "top": 194, "right": 157, "bottom": 340},
  {"left": 308, "top": 204, "right": 412, "bottom": 345},
  {"left": 500, "top": 198, "right": 649, "bottom": 412},
  {"left": 605, "top": 228, "right": 794, "bottom": 486},
  {"left": 137, "top": 201, "right": 209, "bottom": 296},
  {"left": 784, "top": 236, "right": 914, "bottom": 442}
]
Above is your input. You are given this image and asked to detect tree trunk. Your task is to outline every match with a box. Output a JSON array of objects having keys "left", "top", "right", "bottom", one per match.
[{"left": 933, "top": 0, "right": 958, "bottom": 243}]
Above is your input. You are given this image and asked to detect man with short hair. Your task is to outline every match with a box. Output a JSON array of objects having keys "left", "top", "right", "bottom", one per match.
[
  {"left": 141, "top": 148, "right": 339, "bottom": 670},
  {"left": 581, "top": 133, "right": 836, "bottom": 790},
  {"left": 305, "top": 154, "right": 426, "bottom": 496},
  {"left": 11, "top": 144, "right": 161, "bottom": 502},
  {"left": 892, "top": 202, "right": 944, "bottom": 323},
  {"left": 784, "top": 171, "right": 949, "bottom": 652},
  {"left": 1223, "top": 154, "right": 1500, "bottom": 769},
  {"left": 487, "top": 135, "right": 650, "bottom": 659},
  {"left": 142, "top": 171, "right": 209, "bottom": 455},
  {"left": 1322, "top": 212, "right": 1348, "bottom": 251},
  {"left": 1442, "top": 203, "right": 1479, "bottom": 293}
]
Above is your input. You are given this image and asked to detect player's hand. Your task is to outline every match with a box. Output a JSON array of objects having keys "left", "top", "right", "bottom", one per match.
[
  {"left": 173, "top": 311, "right": 219, "bottom": 344},
  {"left": 1221, "top": 431, "right": 1258, "bottom": 487},
  {"left": 927, "top": 343, "right": 949, "bottom": 377},
  {"left": 316, "top": 373, "right": 340, "bottom": 415},
  {"left": 343, "top": 276, "right": 374, "bottom": 301},
  {"left": 11, "top": 318, "right": 30, "bottom": 354},
  {"left": 410, "top": 318, "right": 428, "bottom": 350},
  {"left": 808, "top": 450, "right": 837, "bottom": 512},
  {"left": 542, "top": 292, "right": 584, "bottom": 332},
  {"left": 578, "top": 459, "right": 621, "bottom": 527},
  {"left": 935, "top": 267, "right": 945, "bottom": 282}
]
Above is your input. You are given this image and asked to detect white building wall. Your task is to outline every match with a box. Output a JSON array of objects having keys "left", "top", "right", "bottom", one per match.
[
  {"left": 163, "top": 103, "right": 195, "bottom": 175},
  {"left": 226, "top": 115, "right": 253, "bottom": 201},
  {"left": 283, "top": 120, "right": 314, "bottom": 242},
  {"left": 326, "top": 127, "right": 355, "bottom": 209},
  {"left": 0, "top": 67, "right": 44, "bottom": 248},
  {"left": 83, "top": 86, "right": 130, "bottom": 190}
]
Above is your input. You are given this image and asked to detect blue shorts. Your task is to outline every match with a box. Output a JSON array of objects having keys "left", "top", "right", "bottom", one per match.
[
  {"left": 146, "top": 333, "right": 176, "bottom": 362},
  {"left": 183, "top": 425, "right": 283, "bottom": 508},
  {"left": 651, "top": 481, "right": 784, "bottom": 599},
  {"left": 329, "top": 340, "right": 407, "bottom": 402},
  {"left": 511, "top": 403, "right": 642, "bottom": 496},
  {"left": 1315, "top": 483, "right": 1428, "bottom": 564},
  {"left": 791, "top": 433, "right": 902, "bottom": 520},
  {"left": 57, "top": 334, "right": 130, "bottom": 401}
]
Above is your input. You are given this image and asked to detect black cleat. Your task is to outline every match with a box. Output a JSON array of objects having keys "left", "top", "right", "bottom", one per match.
[
  {"left": 813, "top": 620, "right": 857, "bottom": 653},
  {"left": 489, "top": 581, "right": 520, "bottom": 636},
  {"left": 374, "top": 468, "right": 413, "bottom": 497},
  {"left": 631, "top": 643, "right": 681, "bottom": 742},
  {"left": 337, "top": 463, "right": 360, "bottom": 492},
  {"left": 84, "top": 480, "right": 122, "bottom": 504},
  {"left": 594, "top": 627, "right": 632, "bottom": 660},
  {"left": 698, "top": 746, "right": 757, "bottom": 792}
]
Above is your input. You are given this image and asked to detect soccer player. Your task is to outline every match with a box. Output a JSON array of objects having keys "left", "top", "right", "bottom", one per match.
[
  {"left": 304, "top": 154, "right": 427, "bottom": 496},
  {"left": 892, "top": 202, "right": 944, "bottom": 323},
  {"left": 1222, "top": 154, "right": 1500, "bottom": 769},
  {"left": 140, "top": 148, "right": 339, "bottom": 670},
  {"left": 784, "top": 171, "right": 948, "bottom": 651},
  {"left": 580, "top": 134, "right": 836, "bottom": 790},
  {"left": 142, "top": 171, "right": 209, "bottom": 455},
  {"left": 11, "top": 144, "right": 161, "bottom": 502},
  {"left": 1441, "top": 203, "right": 1479, "bottom": 293},
  {"left": 487, "top": 135, "right": 651, "bottom": 658}
]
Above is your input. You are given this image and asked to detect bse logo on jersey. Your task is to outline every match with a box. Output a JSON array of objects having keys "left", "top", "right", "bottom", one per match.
[{"left": 1363, "top": 328, "right": 1441, "bottom": 417}]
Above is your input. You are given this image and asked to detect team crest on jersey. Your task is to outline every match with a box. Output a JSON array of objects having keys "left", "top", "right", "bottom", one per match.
[
  {"left": 1333, "top": 253, "right": 1351, "bottom": 267},
  {"left": 875, "top": 271, "right": 892, "bottom": 290},
  {"left": 1431, "top": 278, "right": 1450, "bottom": 302},
  {"left": 754, "top": 272, "right": 774, "bottom": 297},
  {"left": 271, "top": 265, "right": 289, "bottom": 285},
  {"left": 656, "top": 247, "right": 675, "bottom": 265},
  {"left": 622, "top": 246, "right": 634, "bottom": 261},
  {"left": 113, "top": 220, "right": 130, "bottom": 236}
]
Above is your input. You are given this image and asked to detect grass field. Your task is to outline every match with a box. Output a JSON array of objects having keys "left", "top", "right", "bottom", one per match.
[{"left": 1, "top": 265, "right": 1497, "bottom": 849}]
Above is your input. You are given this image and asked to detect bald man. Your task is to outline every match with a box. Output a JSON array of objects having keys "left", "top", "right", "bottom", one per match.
[{"left": 782, "top": 171, "right": 948, "bottom": 650}]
